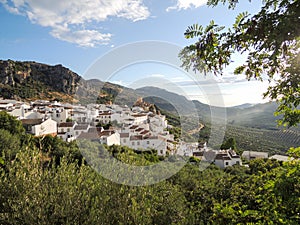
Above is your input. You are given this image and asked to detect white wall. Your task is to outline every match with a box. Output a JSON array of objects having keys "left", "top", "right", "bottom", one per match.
[
  {"left": 32, "top": 119, "right": 57, "bottom": 136},
  {"left": 106, "top": 132, "right": 120, "bottom": 146}
]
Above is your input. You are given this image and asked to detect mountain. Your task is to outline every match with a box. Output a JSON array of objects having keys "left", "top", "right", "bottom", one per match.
[
  {"left": 136, "top": 86, "right": 198, "bottom": 116},
  {"left": 136, "top": 86, "right": 280, "bottom": 129},
  {"left": 0, "top": 60, "right": 80, "bottom": 101},
  {"left": 0, "top": 60, "right": 140, "bottom": 105},
  {"left": 0, "top": 60, "right": 291, "bottom": 130},
  {"left": 226, "top": 102, "right": 280, "bottom": 130},
  {"left": 232, "top": 103, "right": 257, "bottom": 109}
]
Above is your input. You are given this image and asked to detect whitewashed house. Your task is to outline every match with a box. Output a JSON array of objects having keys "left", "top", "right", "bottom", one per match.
[
  {"left": 149, "top": 114, "right": 168, "bottom": 133},
  {"left": 21, "top": 118, "right": 57, "bottom": 137},
  {"left": 57, "top": 121, "right": 77, "bottom": 142},
  {"left": 0, "top": 102, "right": 14, "bottom": 111},
  {"left": 127, "top": 135, "right": 167, "bottom": 156},
  {"left": 214, "top": 149, "right": 242, "bottom": 169},
  {"left": 97, "top": 111, "right": 112, "bottom": 124},
  {"left": 51, "top": 107, "right": 71, "bottom": 123},
  {"left": 132, "top": 114, "right": 148, "bottom": 125},
  {"left": 77, "top": 128, "right": 120, "bottom": 146},
  {"left": 99, "top": 130, "right": 120, "bottom": 146}
]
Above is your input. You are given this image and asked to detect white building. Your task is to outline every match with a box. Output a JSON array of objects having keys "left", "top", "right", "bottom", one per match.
[
  {"left": 132, "top": 114, "right": 148, "bottom": 125},
  {"left": 214, "top": 149, "right": 242, "bottom": 169},
  {"left": 127, "top": 135, "right": 167, "bottom": 156},
  {"left": 51, "top": 107, "right": 71, "bottom": 123},
  {"left": 21, "top": 118, "right": 57, "bottom": 137},
  {"left": 99, "top": 130, "right": 120, "bottom": 146},
  {"left": 242, "top": 151, "right": 269, "bottom": 161},
  {"left": 57, "top": 121, "right": 77, "bottom": 142}
]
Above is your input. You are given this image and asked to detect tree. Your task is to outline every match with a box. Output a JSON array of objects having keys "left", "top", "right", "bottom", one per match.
[
  {"left": 0, "top": 129, "right": 21, "bottom": 161},
  {"left": 220, "top": 137, "right": 237, "bottom": 150},
  {"left": 0, "top": 111, "right": 25, "bottom": 135},
  {"left": 180, "top": 0, "right": 300, "bottom": 127}
]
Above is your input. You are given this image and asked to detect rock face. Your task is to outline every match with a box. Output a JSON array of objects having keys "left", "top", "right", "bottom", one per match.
[{"left": 0, "top": 60, "right": 81, "bottom": 99}]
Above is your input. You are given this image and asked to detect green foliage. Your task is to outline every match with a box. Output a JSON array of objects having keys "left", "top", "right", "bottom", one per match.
[
  {"left": 287, "top": 146, "right": 300, "bottom": 159},
  {"left": 0, "top": 140, "right": 299, "bottom": 224},
  {"left": 0, "top": 111, "right": 299, "bottom": 224},
  {"left": 220, "top": 137, "right": 237, "bottom": 150},
  {"left": 180, "top": 0, "right": 300, "bottom": 127},
  {"left": 0, "top": 111, "right": 25, "bottom": 135},
  {"left": 0, "top": 129, "right": 21, "bottom": 161},
  {"left": 168, "top": 126, "right": 181, "bottom": 141},
  {"left": 96, "top": 121, "right": 112, "bottom": 130}
]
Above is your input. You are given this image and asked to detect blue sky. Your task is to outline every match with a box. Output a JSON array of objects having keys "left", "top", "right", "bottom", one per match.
[{"left": 0, "top": 0, "right": 270, "bottom": 106}]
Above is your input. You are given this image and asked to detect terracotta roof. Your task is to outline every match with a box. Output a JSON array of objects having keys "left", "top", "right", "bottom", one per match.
[
  {"left": 74, "top": 124, "right": 89, "bottom": 130},
  {"left": 193, "top": 152, "right": 204, "bottom": 157},
  {"left": 132, "top": 114, "right": 147, "bottom": 117},
  {"left": 99, "top": 130, "right": 115, "bottom": 137},
  {"left": 58, "top": 122, "right": 75, "bottom": 128},
  {"left": 223, "top": 156, "right": 231, "bottom": 160},
  {"left": 21, "top": 119, "right": 43, "bottom": 125},
  {"left": 130, "top": 135, "right": 143, "bottom": 141},
  {"left": 215, "top": 153, "right": 229, "bottom": 160},
  {"left": 120, "top": 133, "right": 129, "bottom": 138},
  {"left": 99, "top": 112, "right": 112, "bottom": 116},
  {"left": 136, "top": 128, "right": 144, "bottom": 132},
  {"left": 140, "top": 130, "right": 150, "bottom": 135},
  {"left": 77, "top": 132, "right": 99, "bottom": 140}
]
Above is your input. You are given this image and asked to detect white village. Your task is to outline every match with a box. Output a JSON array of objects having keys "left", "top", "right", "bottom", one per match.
[{"left": 0, "top": 98, "right": 291, "bottom": 168}]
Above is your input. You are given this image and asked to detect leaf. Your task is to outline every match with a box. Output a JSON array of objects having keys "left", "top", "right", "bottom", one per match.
[
  {"left": 233, "top": 12, "right": 250, "bottom": 29},
  {"left": 184, "top": 24, "right": 203, "bottom": 39}
]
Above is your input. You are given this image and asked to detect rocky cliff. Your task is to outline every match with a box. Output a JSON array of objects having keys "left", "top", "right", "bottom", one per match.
[{"left": 0, "top": 60, "right": 81, "bottom": 100}]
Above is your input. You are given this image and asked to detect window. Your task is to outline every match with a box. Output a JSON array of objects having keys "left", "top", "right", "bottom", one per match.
[
  {"left": 147, "top": 141, "right": 150, "bottom": 145},
  {"left": 137, "top": 141, "right": 140, "bottom": 146},
  {"left": 123, "top": 139, "right": 126, "bottom": 143},
  {"left": 225, "top": 162, "right": 229, "bottom": 166},
  {"left": 67, "top": 128, "right": 70, "bottom": 132}
]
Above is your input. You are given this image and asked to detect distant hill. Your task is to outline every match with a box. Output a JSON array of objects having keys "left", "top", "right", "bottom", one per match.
[
  {"left": 137, "top": 86, "right": 281, "bottom": 130},
  {"left": 226, "top": 102, "right": 280, "bottom": 130},
  {"left": 232, "top": 103, "right": 257, "bottom": 109}
]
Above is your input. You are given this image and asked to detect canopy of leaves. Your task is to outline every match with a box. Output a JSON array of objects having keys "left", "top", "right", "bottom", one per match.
[
  {"left": 220, "top": 137, "right": 237, "bottom": 150},
  {"left": 180, "top": 0, "right": 300, "bottom": 127}
]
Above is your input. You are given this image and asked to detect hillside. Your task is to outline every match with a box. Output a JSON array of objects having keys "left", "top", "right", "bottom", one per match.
[
  {"left": 0, "top": 60, "right": 80, "bottom": 101},
  {"left": 0, "top": 59, "right": 299, "bottom": 153}
]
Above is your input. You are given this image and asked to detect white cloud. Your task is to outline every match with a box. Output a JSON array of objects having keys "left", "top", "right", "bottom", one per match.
[
  {"left": 167, "top": 0, "right": 207, "bottom": 11},
  {"left": 1, "top": 0, "right": 150, "bottom": 47}
]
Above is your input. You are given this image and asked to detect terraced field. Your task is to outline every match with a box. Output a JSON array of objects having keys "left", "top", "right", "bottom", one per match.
[{"left": 222, "top": 125, "right": 300, "bottom": 155}]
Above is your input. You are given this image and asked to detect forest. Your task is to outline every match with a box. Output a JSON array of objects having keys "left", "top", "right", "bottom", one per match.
[{"left": 0, "top": 111, "right": 299, "bottom": 224}]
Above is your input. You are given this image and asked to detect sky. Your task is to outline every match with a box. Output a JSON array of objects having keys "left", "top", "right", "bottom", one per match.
[{"left": 0, "top": 0, "right": 271, "bottom": 107}]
